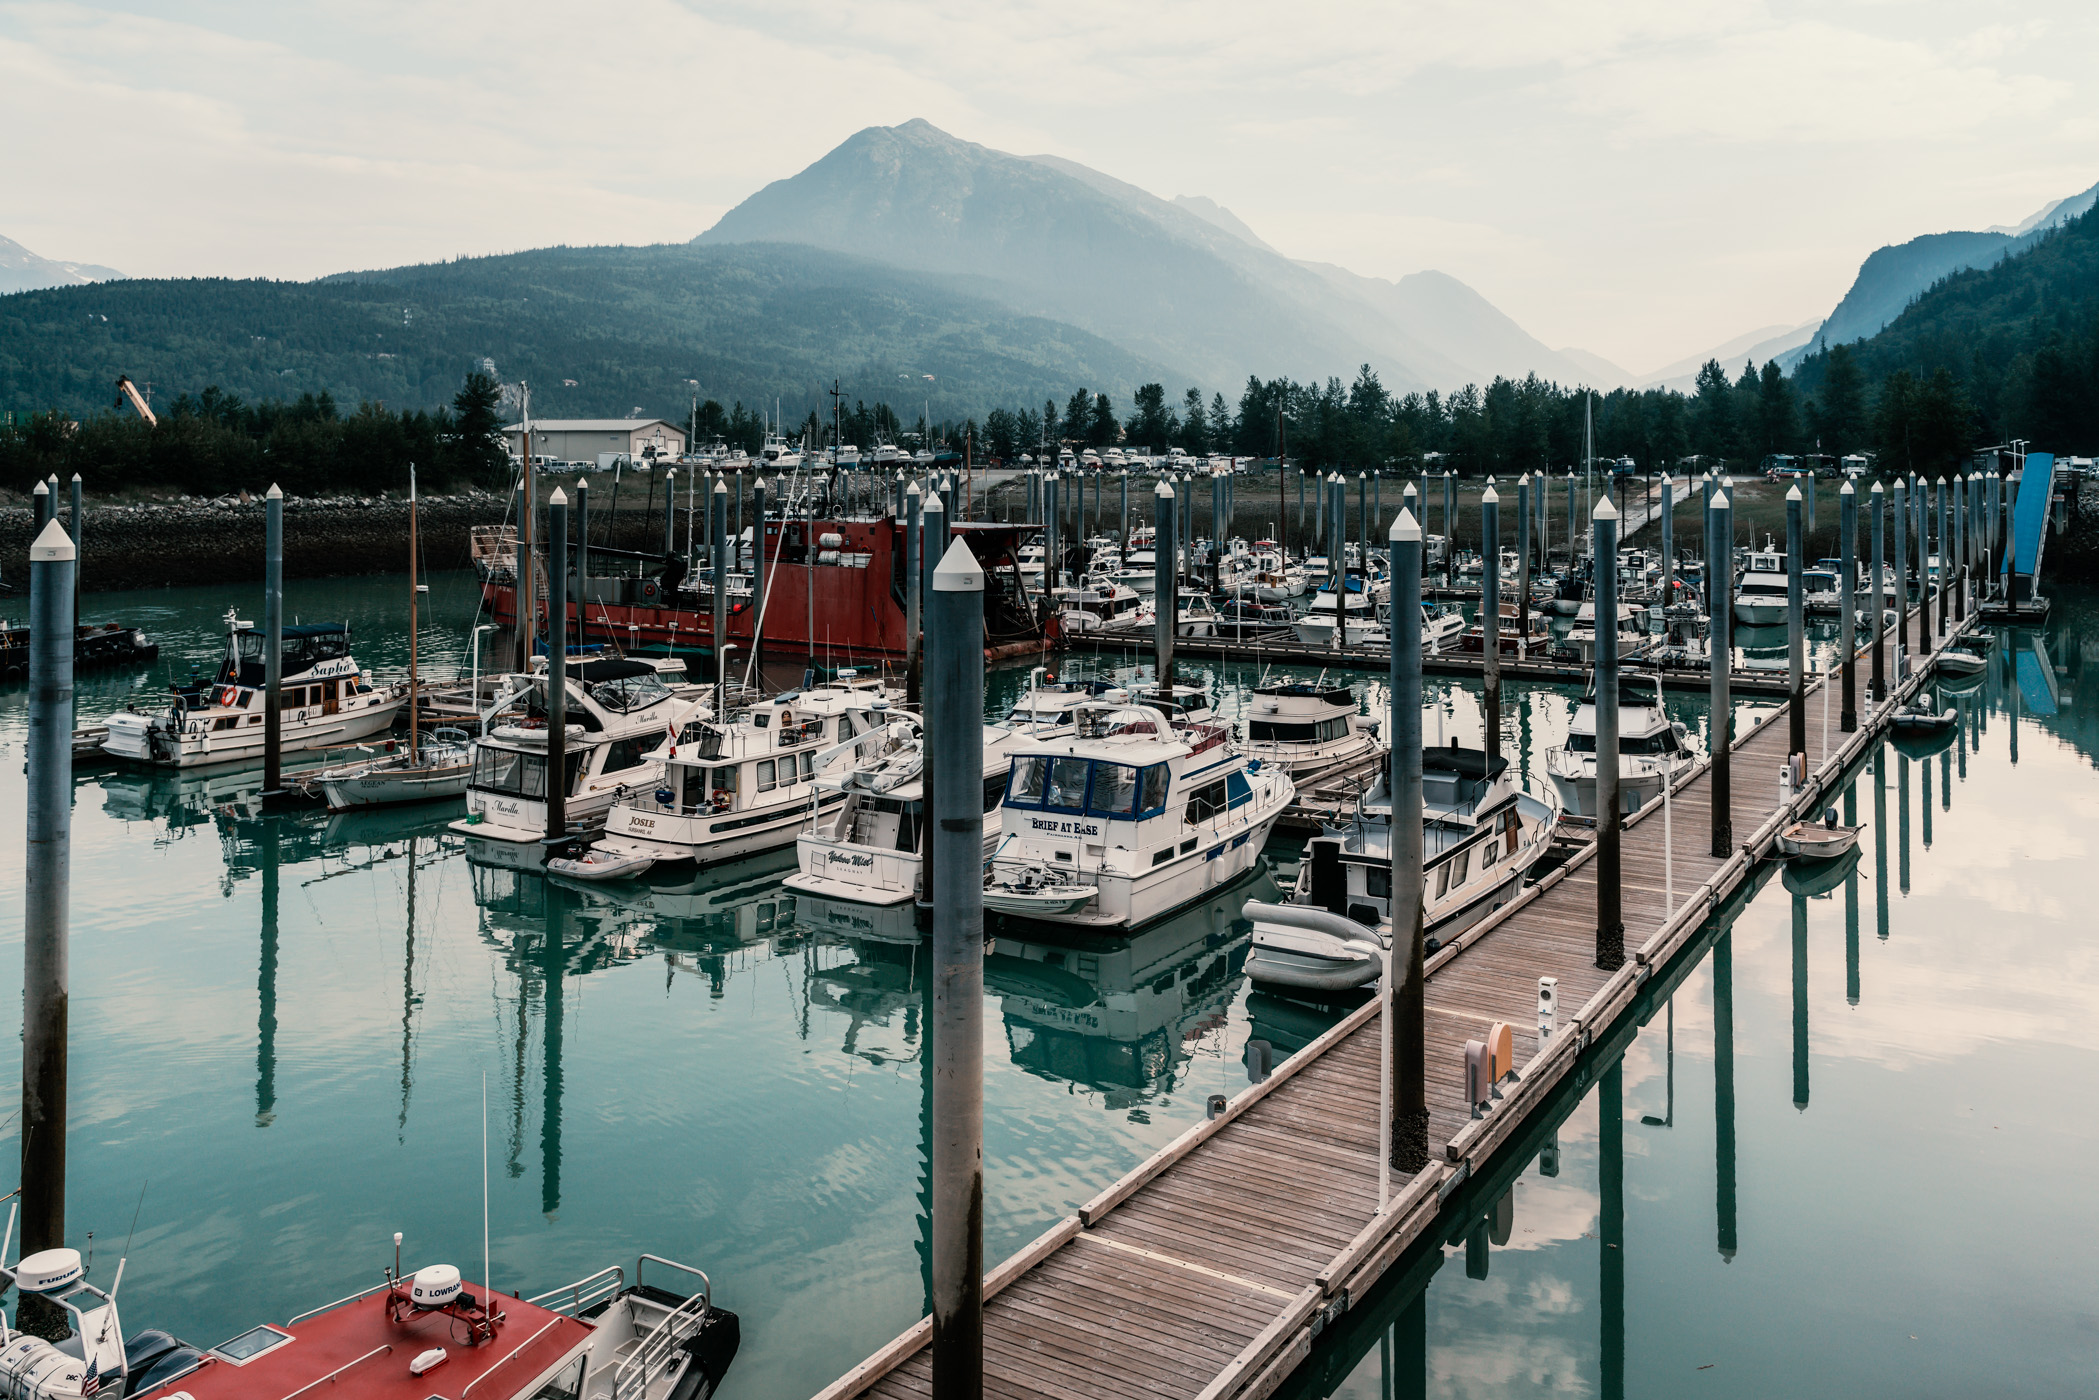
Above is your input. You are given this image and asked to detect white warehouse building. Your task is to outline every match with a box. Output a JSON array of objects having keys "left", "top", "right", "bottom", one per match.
[{"left": 505, "top": 418, "right": 686, "bottom": 465}]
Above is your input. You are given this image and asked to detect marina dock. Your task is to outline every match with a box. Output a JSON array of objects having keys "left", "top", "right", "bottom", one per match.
[{"left": 817, "top": 606, "right": 1961, "bottom": 1400}]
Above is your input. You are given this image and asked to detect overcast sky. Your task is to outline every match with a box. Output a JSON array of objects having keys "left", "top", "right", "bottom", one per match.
[{"left": 5, "top": 0, "right": 2092, "bottom": 376}]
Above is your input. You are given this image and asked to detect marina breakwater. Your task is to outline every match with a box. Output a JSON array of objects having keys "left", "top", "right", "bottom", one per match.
[{"left": 0, "top": 490, "right": 679, "bottom": 591}]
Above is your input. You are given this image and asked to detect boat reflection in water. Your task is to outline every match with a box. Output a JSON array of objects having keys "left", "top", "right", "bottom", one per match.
[{"left": 985, "top": 864, "right": 1275, "bottom": 1105}]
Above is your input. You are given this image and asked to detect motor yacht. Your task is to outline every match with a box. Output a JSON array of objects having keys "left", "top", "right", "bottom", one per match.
[
  {"left": 1562, "top": 599, "right": 1653, "bottom": 664},
  {"left": 1238, "top": 680, "right": 1380, "bottom": 781},
  {"left": 1212, "top": 597, "right": 1296, "bottom": 641},
  {"left": 103, "top": 613, "right": 404, "bottom": 768},
  {"left": 574, "top": 671, "right": 901, "bottom": 873},
  {"left": 1545, "top": 673, "right": 1694, "bottom": 817},
  {"left": 449, "top": 658, "right": 693, "bottom": 845},
  {"left": 983, "top": 694, "right": 1294, "bottom": 928},
  {"left": 1246, "top": 741, "right": 1558, "bottom": 991},
  {"left": 1056, "top": 578, "right": 1152, "bottom": 634},
  {"left": 785, "top": 716, "right": 1019, "bottom": 906},
  {"left": 1734, "top": 538, "right": 1790, "bottom": 627}
]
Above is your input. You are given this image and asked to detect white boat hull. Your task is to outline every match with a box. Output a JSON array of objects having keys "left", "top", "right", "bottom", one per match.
[
  {"left": 103, "top": 695, "right": 403, "bottom": 768},
  {"left": 318, "top": 758, "right": 470, "bottom": 811}
]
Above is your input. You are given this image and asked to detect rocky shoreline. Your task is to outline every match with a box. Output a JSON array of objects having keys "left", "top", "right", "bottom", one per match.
[{"left": 0, "top": 490, "right": 684, "bottom": 593}]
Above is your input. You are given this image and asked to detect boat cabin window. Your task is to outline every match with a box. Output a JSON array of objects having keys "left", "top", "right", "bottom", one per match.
[
  {"left": 1008, "top": 757, "right": 1049, "bottom": 805},
  {"left": 1141, "top": 765, "right": 1169, "bottom": 815},
  {"left": 758, "top": 759, "right": 778, "bottom": 792},
  {"left": 984, "top": 772, "right": 1006, "bottom": 812},
  {"left": 676, "top": 721, "right": 725, "bottom": 760},
  {"left": 752, "top": 712, "right": 771, "bottom": 728},
  {"left": 839, "top": 716, "right": 857, "bottom": 742},
  {"left": 602, "top": 737, "right": 650, "bottom": 773},
  {"left": 1184, "top": 779, "right": 1230, "bottom": 824},
  {"left": 1089, "top": 764, "right": 1137, "bottom": 816},
  {"left": 1044, "top": 757, "right": 1090, "bottom": 810},
  {"left": 471, "top": 747, "right": 585, "bottom": 799},
  {"left": 1250, "top": 716, "right": 1350, "bottom": 744},
  {"left": 531, "top": 1355, "right": 587, "bottom": 1400}
]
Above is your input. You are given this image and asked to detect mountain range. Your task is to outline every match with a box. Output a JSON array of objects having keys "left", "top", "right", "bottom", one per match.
[
  {"left": 0, "top": 234, "right": 122, "bottom": 295},
  {"left": 698, "top": 119, "right": 1610, "bottom": 395}
]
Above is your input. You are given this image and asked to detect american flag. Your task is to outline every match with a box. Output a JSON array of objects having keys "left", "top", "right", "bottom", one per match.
[{"left": 82, "top": 1359, "right": 99, "bottom": 1397}]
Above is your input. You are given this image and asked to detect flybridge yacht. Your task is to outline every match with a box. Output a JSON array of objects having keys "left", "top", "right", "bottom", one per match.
[
  {"left": 573, "top": 671, "right": 900, "bottom": 875},
  {"left": 1545, "top": 674, "right": 1694, "bottom": 817},
  {"left": 450, "top": 658, "right": 692, "bottom": 845},
  {"left": 102, "top": 613, "right": 405, "bottom": 767},
  {"left": 983, "top": 694, "right": 1294, "bottom": 928},
  {"left": 1245, "top": 742, "right": 1559, "bottom": 992},
  {"left": 1238, "top": 680, "right": 1380, "bottom": 781},
  {"left": 1734, "top": 538, "right": 1790, "bottom": 627},
  {"left": 1562, "top": 599, "right": 1652, "bottom": 664},
  {"left": 785, "top": 715, "right": 1020, "bottom": 905},
  {"left": 1055, "top": 578, "right": 1151, "bottom": 634}
]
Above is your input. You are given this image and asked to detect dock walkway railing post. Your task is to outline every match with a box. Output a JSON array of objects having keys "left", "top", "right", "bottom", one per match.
[
  {"left": 928, "top": 537, "right": 987, "bottom": 1399},
  {"left": 23, "top": 518, "right": 75, "bottom": 1318},
  {"left": 1388, "top": 507, "right": 1429, "bottom": 1177},
  {"left": 1594, "top": 494, "right": 1624, "bottom": 970}
]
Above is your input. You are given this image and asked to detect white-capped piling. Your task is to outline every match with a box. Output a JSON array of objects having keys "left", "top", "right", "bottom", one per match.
[
  {"left": 1594, "top": 495, "right": 1624, "bottom": 970},
  {"left": 1892, "top": 476, "right": 1909, "bottom": 670},
  {"left": 663, "top": 468, "right": 677, "bottom": 555},
  {"left": 1786, "top": 485, "right": 1806, "bottom": 762},
  {"left": 1708, "top": 485, "right": 1733, "bottom": 856},
  {"left": 1442, "top": 471, "right": 1456, "bottom": 585},
  {"left": 546, "top": 488, "right": 570, "bottom": 844},
  {"left": 1154, "top": 479, "right": 1176, "bottom": 687},
  {"left": 927, "top": 536, "right": 986, "bottom": 1396},
  {"left": 31, "top": 477, "right": 48, "bottom": 529},
  {"left": 1660, "top": 475, "right": 1674, "bottom": 609},
  {"left": 68, "top": 474, "right": 82, "bottom": 595},
  {"left": 1870, "top": 481, "right": 1885, "bottom": 701},
  {"left": 710, "top": 477, "right": 728, "bottom": 685},
  {"left": 264, "top": 484, "right": 284, "bottom": 793},
  {"left": 1840, "top": 479, "right": 1857, "bottom": 731},
  {"left": 905, "top": 481, "right": 923, "bottom": 702},
  {"left": 1517, "top": 474, "right": 1532, "bottom": 659},
  {"left": 1387, "top": 506, "right": 1428, "bottom": 1176},
  {"left": 23, "top": 518, "right": 75, "bottom": 1277},
  {"left": 1482, "top": 482, "right": 1502, "bottom": 763}
]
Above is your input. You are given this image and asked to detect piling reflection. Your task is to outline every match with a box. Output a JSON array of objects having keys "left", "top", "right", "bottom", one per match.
[{"left": 1873, "top": 745, "right": 1890, "bottom": 941}]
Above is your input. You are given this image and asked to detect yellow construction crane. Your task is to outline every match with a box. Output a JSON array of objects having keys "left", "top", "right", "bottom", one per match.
[{"left": 113, "top": 375, "right": 157, "bottom": 426}]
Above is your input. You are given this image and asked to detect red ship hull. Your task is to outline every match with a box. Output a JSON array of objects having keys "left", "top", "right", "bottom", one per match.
[{"left": 485, "top": 516, "right": 1054, "bottom": 664}]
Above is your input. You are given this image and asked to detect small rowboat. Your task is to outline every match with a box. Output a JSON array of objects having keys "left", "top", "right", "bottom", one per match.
[
  {"left": 983, "top": 866, "right": 1098, "bottom": 918},
  {"left": 546, "top": 845, "right": 657, "bottom": 882},
  {"left": 1777, "top": 810, "right": 1863, "bottom": 861},
  {"left": 1892, "top": 703, "right": 1957, "bottom": 734}
]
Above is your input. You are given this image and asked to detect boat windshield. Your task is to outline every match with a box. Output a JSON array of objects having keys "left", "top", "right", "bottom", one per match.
[
  {"left": 470, "top": 746, "right": 586, "bottom": 798},
  {"left": 588, "top": 671, "right": 672, "bottom": 712}
]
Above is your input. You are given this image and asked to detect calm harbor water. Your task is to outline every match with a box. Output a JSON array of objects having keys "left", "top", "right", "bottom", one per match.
[{"left": 0, "top": 571, "right": 2092, "bottom": 1400}]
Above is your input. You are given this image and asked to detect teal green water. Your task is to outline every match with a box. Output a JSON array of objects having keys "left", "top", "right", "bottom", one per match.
[{"left": 0, "top": 572, "right": 2091, "bottom": 1399}]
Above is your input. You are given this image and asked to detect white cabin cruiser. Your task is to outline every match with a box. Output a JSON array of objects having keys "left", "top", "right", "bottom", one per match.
[
  {"left": 1239, "top": 680, "right": 1379, "bottom": 781},
  {"left": 1055, "top": 578, "right": 1151, "bottom": 634},
  {"left": 580, "top": 671, "right": 900, "bottom": 873},
  {"left": 1734, "top": 539, "right": 1789, "bottom": 627},
  {"left": 1545, "top": 674, "right": 1694, "bottom": 817},
  {"left": 984, "top": 695, "right": 1294, "bottom": 928},
  {"left": 1246, "top": 742, "right": 1558, "bottom": 991},
  {"left": 1563, "top": 599, "right": 1653, "bottom": 664},
  {"left": 450, "top": 658, "right": 692, "bottom": 844},
  {"left": 102, "top": 614, "right": 405, "bottom": 768},
  {"left": 1292, "top": 585, "right": 1387, "bottom": 648},
  {"left": 785, "top": 718, "right": 1019, "bottom": 905}
]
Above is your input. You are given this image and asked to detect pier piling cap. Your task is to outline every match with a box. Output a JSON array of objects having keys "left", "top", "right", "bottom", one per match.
[
  {"left": 31, "top": 480, "right": 46, "bottom": 498},
  {"left": 1391, "top": 508, "right": 1421, "bottom": 542},
  {"left": 1155, "top": 479, "right": 1174, "bottom": 498},
  {"left": 1594, "top": 495, "right": 1619, "bottom": 521},
  {"left": 1872, "top": 480, "right": 1884, "bottom": 495},
  {"left": 1786, "top": 484, "right": 1802, "bottom": 501},
  {"left": 923, "top": 490, "right": 945, "bottom": 516},
  {"left": 1482, "top": 484, "right": 1499, "bottom": 505},
  {"left": 1841, "top": 479, "right": 1855, "bottom": 496},
  {"left": 30, "top": 517, "right": 76, "bottom": 563},
  {"left": 268, "top": 483, "right": 282, "bottom": 500},
  {"left": 550, "top": 487, "right": 567, "bottom": 505},
  {"left": 933, "top": 537, "right": 983, "bottom": 592}
]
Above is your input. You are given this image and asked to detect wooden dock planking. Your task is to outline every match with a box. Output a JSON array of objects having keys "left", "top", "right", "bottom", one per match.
[{"left": 831, "top": 610, "right": 1954, "bottom": 1400}]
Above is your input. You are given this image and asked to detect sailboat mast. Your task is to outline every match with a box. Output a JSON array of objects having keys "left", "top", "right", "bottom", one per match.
[{"left": 409, "top": 464, "right": 420, "bottom": 762}]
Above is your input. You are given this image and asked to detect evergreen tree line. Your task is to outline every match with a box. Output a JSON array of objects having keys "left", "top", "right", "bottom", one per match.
[{"left": 1, "top": 373, "right": 510, "bottom": 496}]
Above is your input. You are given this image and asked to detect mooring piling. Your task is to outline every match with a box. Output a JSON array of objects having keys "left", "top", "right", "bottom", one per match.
[
  {"left": 1155, "top": 479, "right": 1176, "bottom": 688},
  {"left": 546, "top": 488, "right": 570, "bottom": 845},
  {"left": 1786, "top": 485, "right": 1806, "bottom": 766},
  {"left": 928, "top": 535, "right": 987, "bottom": 1399},
  {"left": 264, "top": 484, "right": 285, "bottom": 795},
  {"left": 23, "top": 517, "right": 75, "bottom": 1302},
  {"left": 1388, "top": 505, "right": 1428, "bottom": 1176},
  {"left": 1594, "top": 493, "right": 1624, "bottom": 971},
  {"left": 1482, "top": 482, "right": 1502, "bottom": 764},
  {"left": 1709, "top": 485, "right": 1733, "bottom": 856},
  {"left": 1840, "top": 479, "right": 1857, "bottom": 732}
]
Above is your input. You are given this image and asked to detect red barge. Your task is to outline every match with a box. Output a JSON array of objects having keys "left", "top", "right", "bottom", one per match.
[{"left": 474, "top": 514, "right": 1054, "bottom": 667}]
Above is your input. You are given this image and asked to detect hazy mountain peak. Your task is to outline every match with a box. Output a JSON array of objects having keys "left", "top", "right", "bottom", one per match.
[
  {"left": 1986, "top": 179, "right": 2099, "bottom": 237},
  {"left": 0, "top": 234, "right": 123, "bottom": 294},
  {"left": 1170, "top": 195, "right": 1277, "bottom": 254}
]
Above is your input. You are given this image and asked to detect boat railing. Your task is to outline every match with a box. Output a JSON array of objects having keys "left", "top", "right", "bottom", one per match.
[
  {"left": 527, "top": 1264, "right": 625, "bottom": 1316},
  {"left": 607, "top": 1275, "right": 714, "bottom": 1400}
]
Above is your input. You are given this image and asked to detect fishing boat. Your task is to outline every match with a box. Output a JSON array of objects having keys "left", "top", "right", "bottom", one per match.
[
  {"left": 102, "top": 614, "right": 406, "bottom": 768},
  {"left": 1545, "top": 674, "right": 1695, "bottom": 817},
  {"left": 1239, "top": 680, "right": 1380, "bottom": 781},
  {"left": 1777, "top": 808, "right": 1864, "bottom": 860},
  {"left": 0, "top": 620, "right": 159, "bottom": 679},
  {"left": 316, "top": 470, "right": 473, "bottom": 811},
  {"left": 578, "top": 671, "right": 901, "bottom": 873},
  {"left": 784, "top": 716, "right": 1020, "bottom": 906},
  {"left": 983, "top": 693, "right": 1294, "bottom": 928},
  {"left": 1245, "top": 741, "right": 1559, "bottom": 992},
  {"left": 0, "top": 1217, "right": 739, "bottom": 1400},
  {"left": 448, "top": 658, "right": 695, "bottom": 844}
]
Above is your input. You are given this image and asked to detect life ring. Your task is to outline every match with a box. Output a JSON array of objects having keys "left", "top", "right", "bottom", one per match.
[
  {"left": 712, "top": 792, "right": 733, "bottom": 812},
  {"left": 218, "top": 686, "right": 240, "bottom": 708}
]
